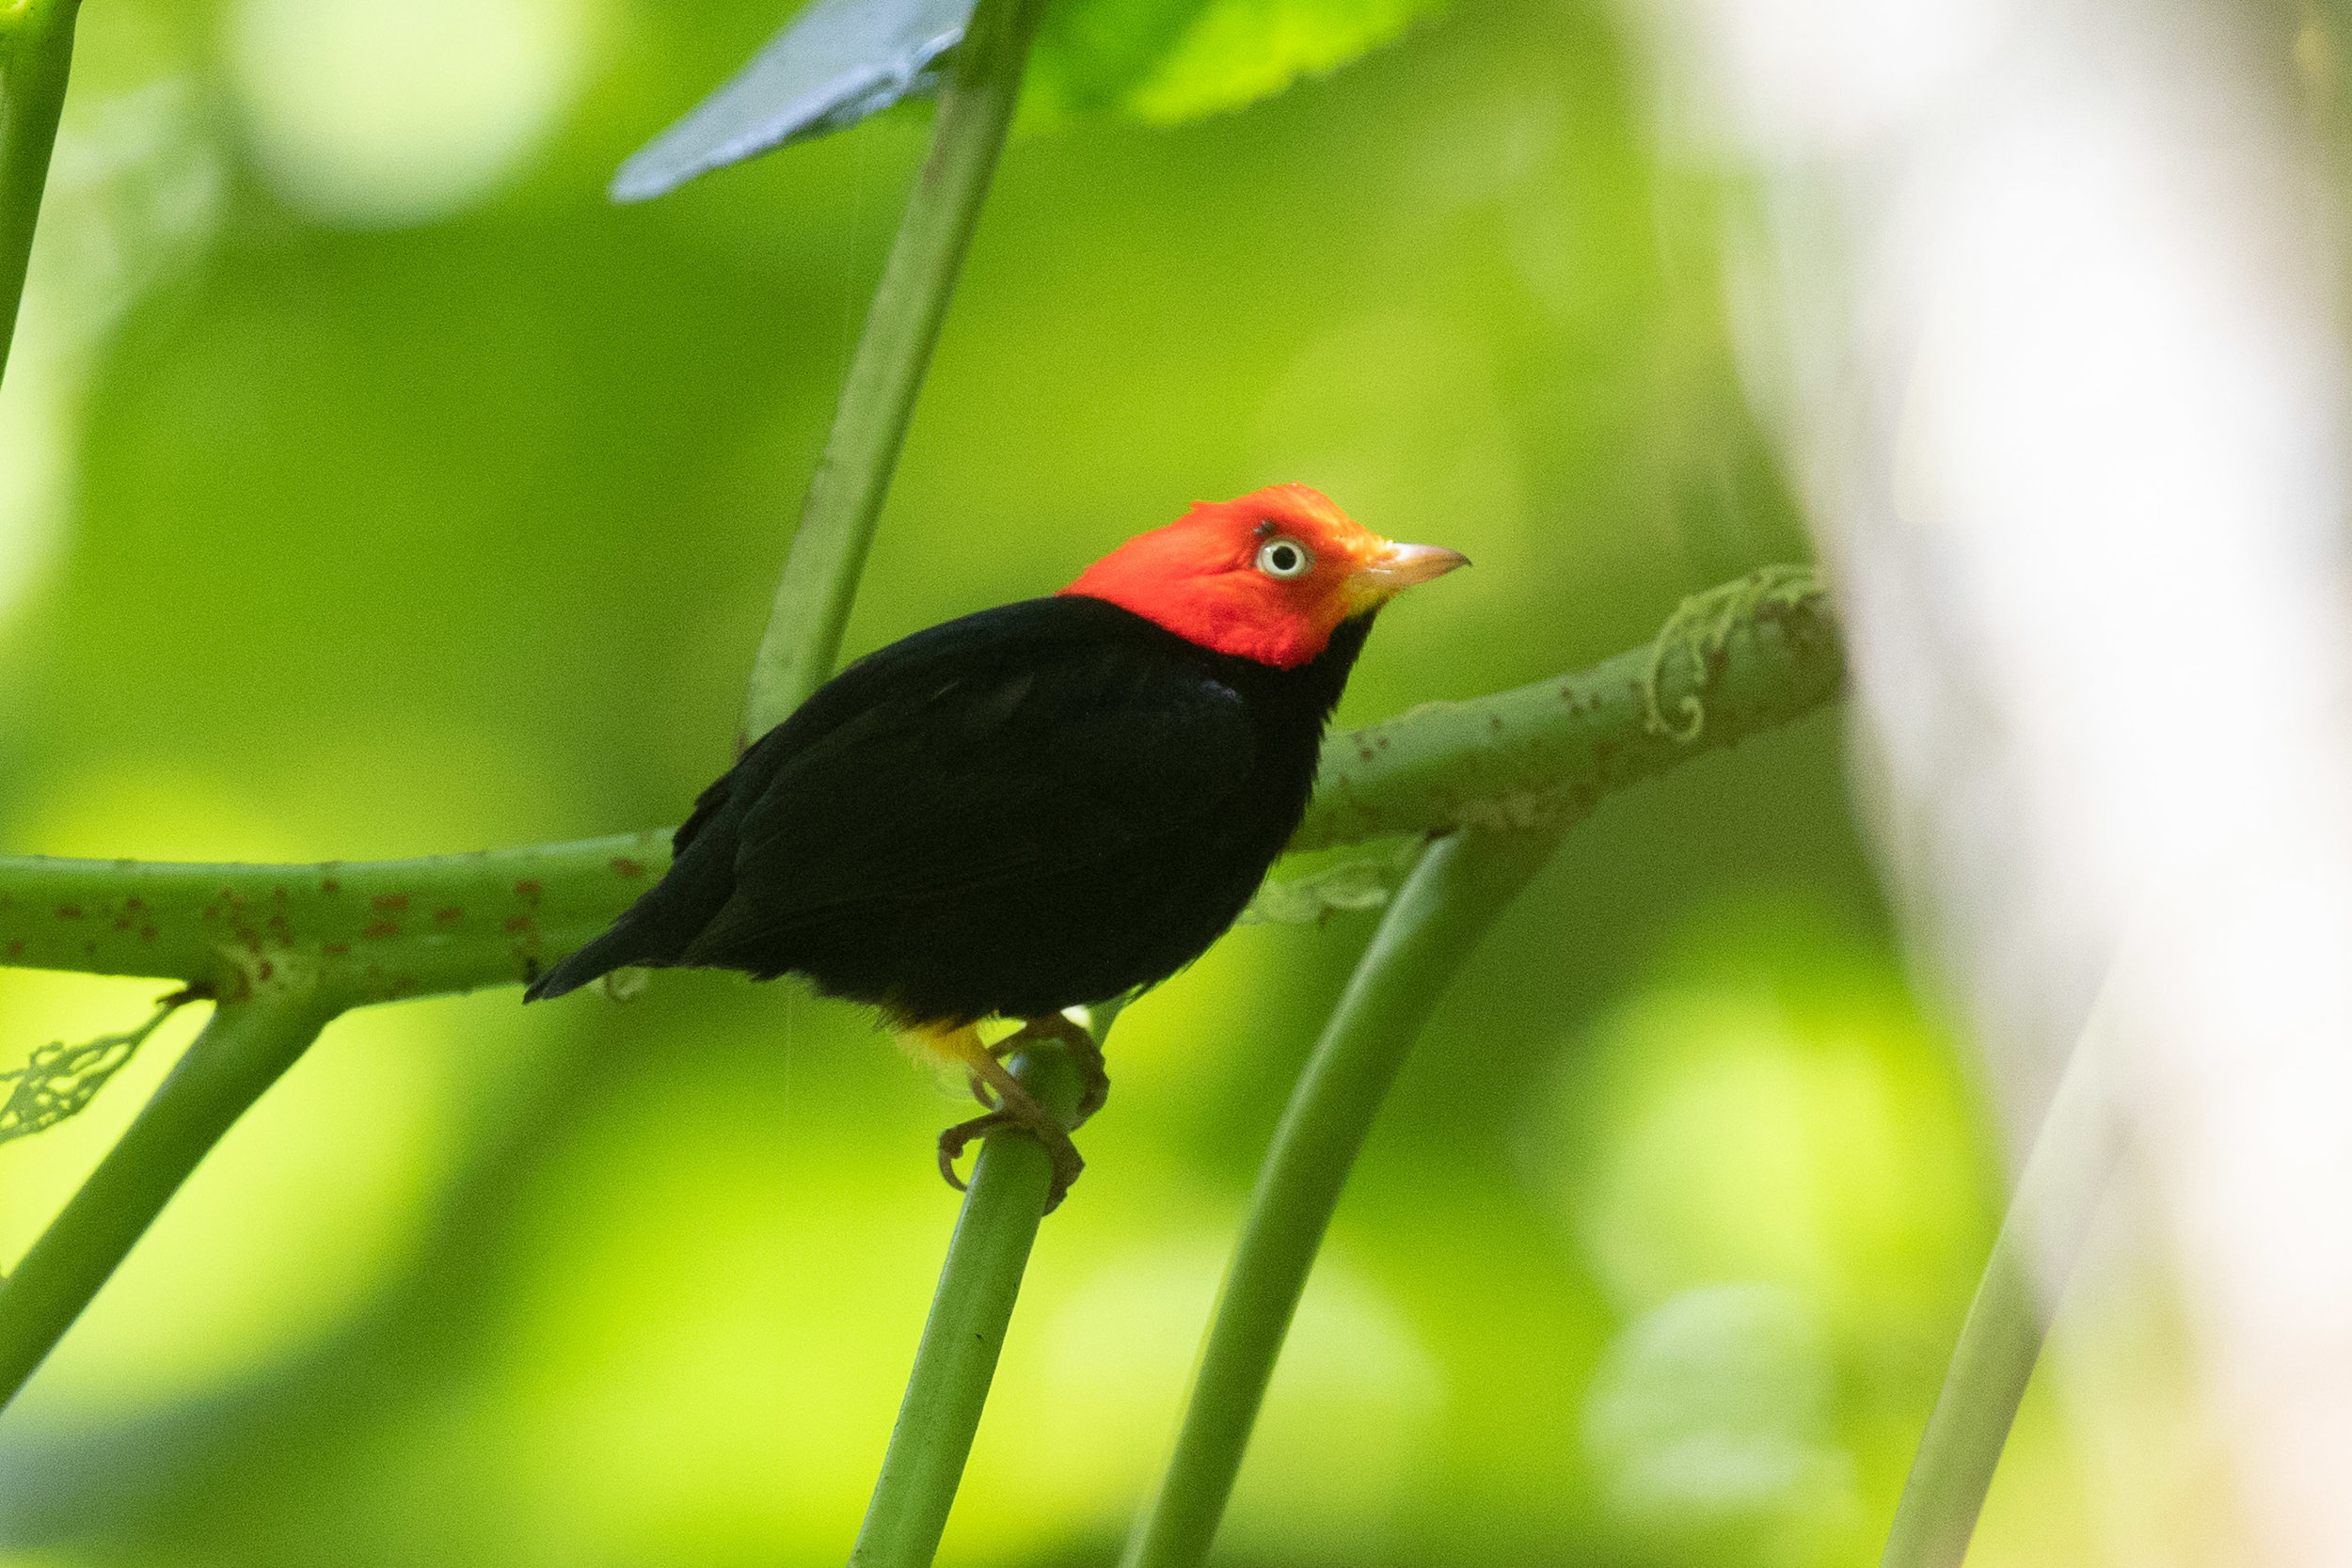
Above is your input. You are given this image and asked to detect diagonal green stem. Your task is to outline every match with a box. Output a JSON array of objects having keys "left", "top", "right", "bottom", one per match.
[
  {"left": 851, "top": 1027, "right": 1092, "bottom": 1567},
  {"left": 0, "top": 0, "right": 82, "bottom": 386},
  {"left": 1878, "top": 991, "right": 2130, "bottom": 1568},
  {"left": 739, "top": 0, "right": 1053, "bottom": 743},
  {"left": 0, "top": 990, "right": 332, "bottom": 1409},
  {"left": 1120, "top": 827, "right": 1559, "bottom": 1568}
]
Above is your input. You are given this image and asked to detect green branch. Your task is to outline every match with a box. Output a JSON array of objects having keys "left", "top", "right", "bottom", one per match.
[
  {"left": 0, "top": 991, "right": 331, "bottom": 1405},
  {"left": 0, "top": 570, "right": 1840, "bottom": 995},
  {"left": 1878, "top": 997, "right": 2129, "bottom": 1568},
  {"left": 0, "top": 568, "right": 1838, "bottom": 1444},
  {"left": 0, "top": 0, "right": 82, "bottom": 384},
  {"left": 1120, "top": 827, "right": 1556, "bottom": 1568},
  {"left": 0, "top": 831, "right": 673, "bottom": 1001},
  {"left": 851, "top": 1030, "right": 1090, "bottom": 1567},
  {"left": 739, "top": 0, "right": 1054, "bottom": 742},
  {"left": 0, "top": 0, "right": 1064, "bottom": 1444},
  {"left": 1295, "top": 565, "right": 1836, "bottom": 850}
]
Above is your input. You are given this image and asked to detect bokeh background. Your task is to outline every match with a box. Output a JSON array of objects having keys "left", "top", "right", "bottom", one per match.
[{"left": 0, "top": 0, "right": 2148, "bottom": 1561}]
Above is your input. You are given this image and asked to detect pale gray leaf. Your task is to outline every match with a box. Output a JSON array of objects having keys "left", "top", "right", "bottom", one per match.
[{"left": 612, "top": 0, "right": 977, "bottom": 202}]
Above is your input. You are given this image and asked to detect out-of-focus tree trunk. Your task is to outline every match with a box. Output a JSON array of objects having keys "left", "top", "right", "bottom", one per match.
[{"left": 1629, "top": 0, "right": 2352, "bottom": 1561}]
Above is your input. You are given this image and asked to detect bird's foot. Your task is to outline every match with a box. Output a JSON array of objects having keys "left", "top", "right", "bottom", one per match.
[
  {"left": 936, "top": 1086, "right": 1086, "bottom": 1212},
  {"left": 993, "top": 1013, "right": 1112, "bottom": 1128},
  {"left": 928, "top": 1014, "right": 1107, "bottom": 1212}
]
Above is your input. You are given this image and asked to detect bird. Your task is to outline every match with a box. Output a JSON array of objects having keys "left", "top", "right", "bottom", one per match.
[{"left": 525, "top": 483, "right": 1466, "bottom": 1206}]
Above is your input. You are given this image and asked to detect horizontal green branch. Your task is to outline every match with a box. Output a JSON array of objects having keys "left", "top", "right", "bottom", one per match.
[
  {"left": 0, "top": 832, "right": 673, "bottom": 1006},
  {"left": 0, "top": 569, "right": 1838, "bottom": 1001},
  {"left": 1293, "top": 563, "right": 1834, "bottom": 849}
]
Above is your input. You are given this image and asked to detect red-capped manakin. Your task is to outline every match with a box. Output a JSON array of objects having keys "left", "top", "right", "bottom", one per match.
[{"left": 525, "top": 485, "right": 1467, "bottom": 1205}]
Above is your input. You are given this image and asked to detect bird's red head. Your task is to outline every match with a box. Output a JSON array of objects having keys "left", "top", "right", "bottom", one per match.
[{"left": 1060, "top": 484, "right": 1469, "bottom": 669}]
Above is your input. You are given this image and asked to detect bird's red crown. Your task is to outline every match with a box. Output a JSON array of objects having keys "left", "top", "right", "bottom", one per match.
[{"left": 1060, "top": 484, "right": 1467, "bottom": 669}]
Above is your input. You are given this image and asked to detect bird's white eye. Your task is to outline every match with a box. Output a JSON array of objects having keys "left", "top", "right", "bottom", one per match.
[{"left": 1255, "top": 537, "right": 1313, "bottom": 579}]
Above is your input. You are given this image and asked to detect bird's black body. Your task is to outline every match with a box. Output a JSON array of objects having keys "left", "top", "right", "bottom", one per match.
[{"left": 526, "top": 594, "right": 1374, "bottom": 1022}]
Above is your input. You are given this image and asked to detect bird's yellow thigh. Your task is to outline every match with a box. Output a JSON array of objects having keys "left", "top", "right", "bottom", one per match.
[{"left": 896, "top": 1022, "right": 991, "bottom": 1074}]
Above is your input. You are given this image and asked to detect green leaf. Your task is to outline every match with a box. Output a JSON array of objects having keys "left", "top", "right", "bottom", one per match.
[
  {"left": 1103, "top": 0, "right": 1448, "bottom": 124},
  {"left": 613, "top": 0, "right": 1447, "bottom": 197},
  {"left": 1021, "top": 0, "right": 1219, "bottom": 122},
  {"left": 0, "top": 994, "right": 187, "bottom": 1145}
]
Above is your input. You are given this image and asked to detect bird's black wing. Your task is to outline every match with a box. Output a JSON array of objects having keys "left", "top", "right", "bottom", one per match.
[{"left": 677, "top": 597, "right": 1257, "bottom": 963}]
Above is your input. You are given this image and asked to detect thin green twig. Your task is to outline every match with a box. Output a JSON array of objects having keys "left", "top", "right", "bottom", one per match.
[
  {"left": 851, "top": 1031, "right": 1091, "bottom": 1567},
  {"left": 0, "top": 991, "right": 331, "bottom": 1408},
  {"left": 739, "top": 0, "right": 1054, "bottom": 743},
  {"left": 1120, "top": 826, "right": 1560, "bottom": 1568},
  {"left": 1878, "top": 990, "right": 2129, "bottom": 1567},
  {"left": 0, "top": 0, "right": 82, "bottom": 386}
]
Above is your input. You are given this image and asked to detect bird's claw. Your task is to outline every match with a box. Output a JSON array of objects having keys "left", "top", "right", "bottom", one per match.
[
  {"left": 934, "top": 1012, "right": 1107, "bottom": 1212},
  {"left": 937, "top": 1109, "right": 1012, "bottom": 1190},
  {"left": 935, "top": 1103, "right": 1086, "bottom": 1212},
  {"left": 992, "top": 1013, "right": 1112, "bottom": 1129}
]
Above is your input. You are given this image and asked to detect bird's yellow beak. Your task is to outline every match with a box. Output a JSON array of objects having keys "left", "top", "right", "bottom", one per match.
[
  {"left": 1344, "top": 540, "right": 1470, "bottom": 614},
  {"left": 1360, "top": 541, "right": 1470, "bottom": 588}
]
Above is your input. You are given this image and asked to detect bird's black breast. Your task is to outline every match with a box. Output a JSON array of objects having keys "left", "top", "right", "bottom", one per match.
[{"left": 529, "top": 594, "right": 1371, "bottom": 1020}]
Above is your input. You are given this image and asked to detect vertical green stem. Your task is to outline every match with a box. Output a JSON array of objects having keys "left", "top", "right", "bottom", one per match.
[
  {"left": 850, "top": 1039, "right": 1086, "bottom": 1568},
  {"left": 0, "top": 0, "right": 81, "bottom": 387},
  {"left": 0, "top": 992, "right": 334, "bottom": 1410},
  {"left": 1878, "top": 997, "right": 2129, "bottom": 1567},
  {"left": 753, "top": 0, "right": 1058, "bottom": 1546},
  {"left": 739, "top": 0, "right": 1050, "bottom": 742},
  {"left": 1122, "top": 828, "right": 1559, "bottom": 1568}
]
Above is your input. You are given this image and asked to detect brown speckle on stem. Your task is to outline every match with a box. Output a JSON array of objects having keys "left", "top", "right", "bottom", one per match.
[{"left": 363, "top": 921, "right": 400, "bottom": 939}]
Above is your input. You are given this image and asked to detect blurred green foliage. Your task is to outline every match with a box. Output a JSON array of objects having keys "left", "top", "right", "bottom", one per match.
[{"left": 0, "top": 0, "right": 2023, "bottom": 1562}]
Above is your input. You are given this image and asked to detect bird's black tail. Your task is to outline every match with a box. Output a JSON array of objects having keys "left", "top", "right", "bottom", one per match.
[
  {"left": 524, "top": 736, "right": 763, "bottom": 1003},
  {"left": 524, "top": 912, "right": 662, "bottom": 1002},
  {"left": 523, "top": 822, "right": 739, "bottom": 1002}
]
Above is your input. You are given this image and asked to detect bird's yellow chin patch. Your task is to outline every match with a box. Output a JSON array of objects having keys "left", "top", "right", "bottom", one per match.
[
  {"left": 892, "top": 1017, "right": 1022, "bottom": 1073},
  {"left": 1341, "top": 572, "right": 1403, "bottom": 619}
]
